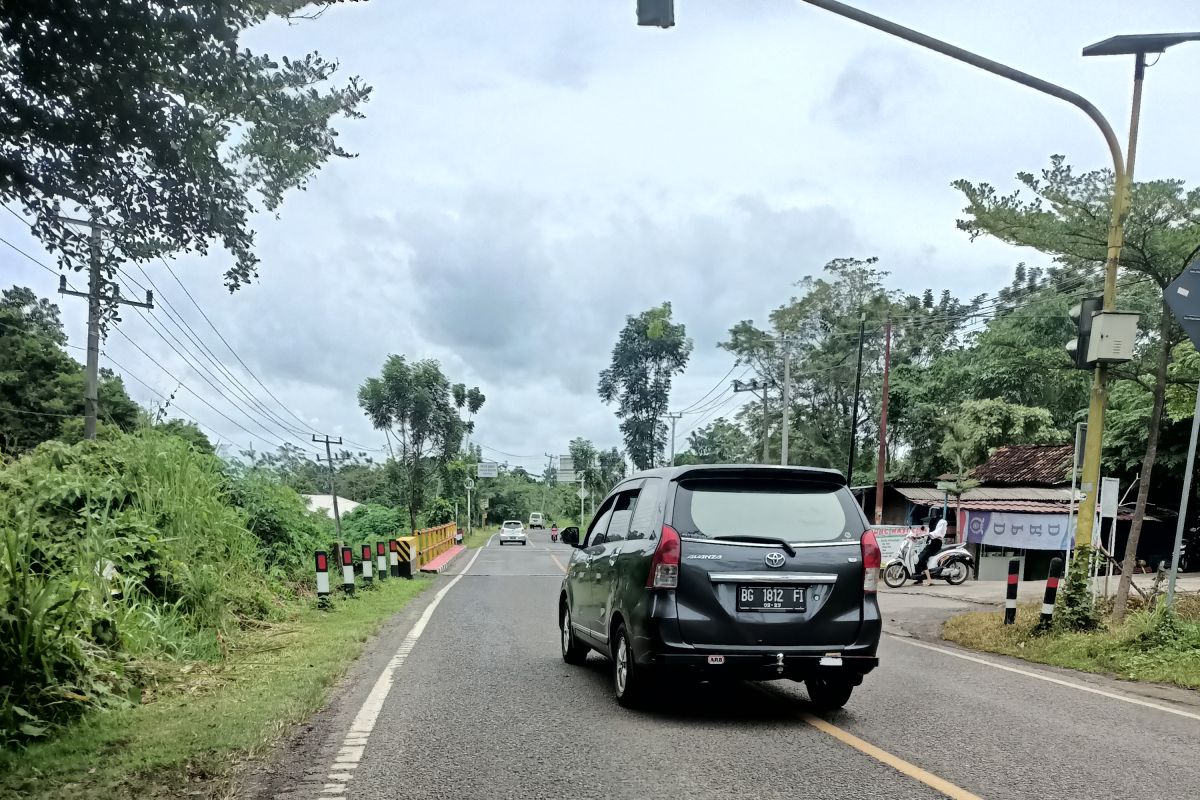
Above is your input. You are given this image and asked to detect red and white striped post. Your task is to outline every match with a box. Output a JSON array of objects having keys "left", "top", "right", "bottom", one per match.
[
  {"left": 1004, "top": 558, "right": 1020, "bottom": 625},
  {"left": 315, "top": 550, "right": 331, "bottom": 604},
  {"left": 340, "top": 546, "right": 355, "bottom": 595},
  {"left": 375, "top": 541, "right": 387, "bottom": 581},
  {"left": 360, "top": 543, "right": 374, "bottom": 584},
  {"left": 389, "top": 539, "right": 400, "bottom": 578},
  {"left": 1038, "top": 557, "right": 1064, "bottom": 630}
]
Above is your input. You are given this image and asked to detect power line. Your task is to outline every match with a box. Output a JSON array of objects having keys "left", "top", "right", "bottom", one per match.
[
  {"left": 120, "top": 306, "right": 318, "bottom": 450},
  {"left": 108, "top": 325, "right": 312, "bottom": 454},
  {"left": 0, "top": 405, "right": 80, "bottom": 418},
  {"left": 118, "top": 265, "right": 316, "bottom": 443},
  {"left": 476, "top": 442, "right": 546, "bottom": 461},
  {"left": 154, "top": 257, "right": 375, "bottom": 450},
  {"left": 675, "top": 362, "right": 739, "bottom": 413},
  {"left": 0, "top": 317, "right": 87, "bottom": 351},
  {"left": 103, "top": 352, "right": 244, "bottom": 449}
]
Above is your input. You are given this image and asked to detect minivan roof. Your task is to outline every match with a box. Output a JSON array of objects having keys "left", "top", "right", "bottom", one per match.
[{"left": 629, "top": 463, "right": 846, "bottom": 485}]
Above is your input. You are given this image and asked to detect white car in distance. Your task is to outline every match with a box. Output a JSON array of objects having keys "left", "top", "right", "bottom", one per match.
[{"left": 498, "top": 520, "right": 528, "bottom": 546}]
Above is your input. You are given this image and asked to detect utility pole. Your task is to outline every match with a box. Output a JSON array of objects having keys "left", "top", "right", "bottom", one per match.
[
  {"left": 780, "top": 339, "right": 791, "bottom": 466},
  {"left": 313, "top": 434, "right": 347, "bottom": 546},
  {"left": 57, "top": 216, "right": 152, "bottom": 439},
  {"left": 733, "top": 378, "right": 769, "bottom": 463},
  {"left": 873, "top": 317, "right": 892, "bottom": 523},
  {"left": 666, "top": 412, "right": 683, "bottom": 466},
  {"left": 846, "top": 313, "right": 866, "bottom": 483},
  {"left": 540, "top": 453, "right": 554, "bottom": 513}
]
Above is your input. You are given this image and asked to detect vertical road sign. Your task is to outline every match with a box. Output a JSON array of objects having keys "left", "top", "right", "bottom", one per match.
[{"left": 1165, "top": 258, "right": 1200, "bottom": 607}]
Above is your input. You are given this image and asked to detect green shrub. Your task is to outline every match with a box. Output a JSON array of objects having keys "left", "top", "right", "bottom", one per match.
[
  {"left": 225, "top": 471, "right": 333, "bottom": 581},
  {"left": 341, "top": 503, "right": 408, "bottom": 543},
  {"left": 0, "top": 430, "right": 276, "bottom": 742}
]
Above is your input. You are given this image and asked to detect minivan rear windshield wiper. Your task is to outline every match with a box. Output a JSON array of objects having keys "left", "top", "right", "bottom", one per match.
[{"left": 709, "top": 535, "right": 796, "bottom": 557}]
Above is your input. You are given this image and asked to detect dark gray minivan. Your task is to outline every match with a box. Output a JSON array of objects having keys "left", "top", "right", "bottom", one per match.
[{"left": 558, "top": 464, "right": 881, "bottom": 709}]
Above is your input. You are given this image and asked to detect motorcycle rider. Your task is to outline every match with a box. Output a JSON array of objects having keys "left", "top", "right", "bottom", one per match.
[{"left": 915, "top": 518, "right": 947, "bottom": 585}]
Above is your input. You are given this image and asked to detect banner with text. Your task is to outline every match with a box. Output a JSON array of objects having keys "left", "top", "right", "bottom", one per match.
[
  {"left": 962, "top": 511, "right": 1073, "bottom": 551},
  {"left": 869, "top": 526, "right": 927, "bottom": 562}
]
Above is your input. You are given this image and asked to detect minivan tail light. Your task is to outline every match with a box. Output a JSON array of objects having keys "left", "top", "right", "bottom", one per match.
[
  {"left": 647, "top": 524, "right": 681, "bottom": 589},
  {"left": 861, "top": 530, "right": 881, "bottom": 594}
]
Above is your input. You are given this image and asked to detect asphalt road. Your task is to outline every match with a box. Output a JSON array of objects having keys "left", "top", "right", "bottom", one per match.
[{"left": 252, "top": 533, "right": 1200, "bottom": 800}]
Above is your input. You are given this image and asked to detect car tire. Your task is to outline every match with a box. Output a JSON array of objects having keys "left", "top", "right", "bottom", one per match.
[
  {"left": 612, "top": 623, "right": 649, "bottom": 708},
  {"left": 805, "top": 676, "right": 854, "bottom": 711},
  {"left": 522, "top": 540, "right": 528, "bottom": 546},
  {"left": 560, "top": 605, "right": 589, "bottom": 665}
]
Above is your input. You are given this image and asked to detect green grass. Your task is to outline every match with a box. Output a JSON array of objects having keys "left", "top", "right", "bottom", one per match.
[
  {"left": 0, "top": 578, "right": 431, "bottom": 800},
  {"left": 942, "top": 595, "right": 1200, "bottom": 689},
  {"left": 462, "top": 525, "right": 496, "bottom": 548}
]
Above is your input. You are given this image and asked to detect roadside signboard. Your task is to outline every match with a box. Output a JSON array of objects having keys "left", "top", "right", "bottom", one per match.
[
  {"left": 558, "top": 455, "right": 577, "bottom": 483},
  {"left": 576, "top": 488, "right": 589, "bottom": 500},
  {"left": 1099, "top": 477, "right": 1120, "bottom": 519},
  {"left": 1166, "top": 258, "right": 1200, "bottom": 348},
  {"left": 476, "top": 462, "right": 499, "bottom": 478},
  {"left": 869, "top": 525, "right": 925, "bottom": 562}
]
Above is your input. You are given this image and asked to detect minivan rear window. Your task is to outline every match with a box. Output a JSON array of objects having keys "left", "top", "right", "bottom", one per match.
[{"left": 671, "top": 478, "right": 864, "bottom": 543}]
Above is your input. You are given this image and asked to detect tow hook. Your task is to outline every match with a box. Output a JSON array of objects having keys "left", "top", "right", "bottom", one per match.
[{"left": 775, "top": 652, "right": 784, "bottom": 674}]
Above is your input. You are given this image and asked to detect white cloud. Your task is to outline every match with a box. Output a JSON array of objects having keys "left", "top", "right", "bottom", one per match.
[{"left": 4, "top": 0, "right": 1198, "bottom": 463}]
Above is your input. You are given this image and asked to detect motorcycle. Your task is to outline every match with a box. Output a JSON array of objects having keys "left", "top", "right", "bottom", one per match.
[
  {"left": 883, "top": 533, "right": 973, "bottom": 588},
  {"left": 550, "top": 525, "right": 558, "bottom": 543}
]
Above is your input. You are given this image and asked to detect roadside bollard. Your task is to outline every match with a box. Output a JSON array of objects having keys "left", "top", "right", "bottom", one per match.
[
  {"left": 376, "top": 541, "right": 387, "bottom": 582},
  {"left": 340, "top": 546, "right": 355, "bottom": 595},
  {"left": 315, "top": 550, "right": 331, "bottom": 607},
  {"left": 361, "top": 543, "right": 374, "bottom": 585},
  {"left": 1004, "top": 558, "right": 1019, "bottom": 625},
  {"left": 1038, "top": 557, "right": 1064, "bottom": 630},
  {"left": 397, "top": 536, "right": 416, "bottom": 579},
  {"left": 389, "top": 539, "right": 400, "bottom": 577}
]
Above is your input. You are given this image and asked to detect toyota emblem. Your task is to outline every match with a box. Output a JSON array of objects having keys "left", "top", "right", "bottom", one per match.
[{"left": 765, "top": 551, "right": 786, "bottom": 568}]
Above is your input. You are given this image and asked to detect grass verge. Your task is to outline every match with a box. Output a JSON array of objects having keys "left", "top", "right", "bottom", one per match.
[
  {"left": 942, "top": 595, "right": 1200, "bottom": 689},
  {"left": 462, "top": 526, "right": 496, "bottom": 548},
  {"left": 0, "top": 578, "right": 431, "bottom": 800}
]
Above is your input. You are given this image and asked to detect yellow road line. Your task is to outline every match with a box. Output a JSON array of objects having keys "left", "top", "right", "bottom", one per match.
[
  {"left": 547, "top": 550, "right": 567, "bottom": 574},
  {"left": 800, "top": 713, "right": 984, "bottom": 800}
]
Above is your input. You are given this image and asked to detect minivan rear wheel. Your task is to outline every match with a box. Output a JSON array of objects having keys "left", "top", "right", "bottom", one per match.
[
  {"left": 612, "top": 623, "right": 648, "bottom": 708},
  {"left": 805, "top": 676, "right": 854, "bottom": 711},
  {"left": 560, "top": 605, "right": 589, "bottom": 665}
]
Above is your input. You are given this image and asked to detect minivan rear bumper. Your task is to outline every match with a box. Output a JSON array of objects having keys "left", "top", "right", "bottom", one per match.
[{"left": 633, "top": 594, "right": 882, "bottom": 681}]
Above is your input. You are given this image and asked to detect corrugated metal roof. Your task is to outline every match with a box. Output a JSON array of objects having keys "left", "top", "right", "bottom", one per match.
[{"left": 895, "top": 486, "right": 1078, "bottom": 503}]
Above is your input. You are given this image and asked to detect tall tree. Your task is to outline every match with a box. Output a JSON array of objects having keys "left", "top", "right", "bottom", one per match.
[
  {"left": 954, "top": 156, "right": 1200, "bottom": 620},
  {"left": 677, "top": 418, "right": 753, "bottom": 465},
  {"left": 721, "top": 257, "right": 978, "bottom": 481},
  {"left": 358, "top": 356, "right": 484, "bottom": 533},
  {"left": 598, "top": 303, "right": 692, "bottom": 470},
  {"left": 0, "top": 1, "right": 370, "bottom": 288}
]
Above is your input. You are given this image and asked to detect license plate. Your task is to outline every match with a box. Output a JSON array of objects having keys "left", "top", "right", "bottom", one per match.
[{"left": 737, "top": 585, "right": 805, "bottom": 612}]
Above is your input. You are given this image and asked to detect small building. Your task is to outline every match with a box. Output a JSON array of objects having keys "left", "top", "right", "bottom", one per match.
[
  {"left": 303, "top": 494, "right": 361, "bottom": 519},
  {"left": 856, "top": 444, "right": 1170, "bottom": 580}
]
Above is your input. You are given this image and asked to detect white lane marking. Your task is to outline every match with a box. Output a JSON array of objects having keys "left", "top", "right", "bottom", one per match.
[
  {"left": 318, "top": 545, "right": 486, "bottom": 791},
  {"left": 335, "top": 745, "right": 363, "bottom": 762},
  {"left": 328, "top": 772, "right": 352, "bottom": 781},
  {"left": 894, "top": 636, "right": 1200, "bottom": 722}
]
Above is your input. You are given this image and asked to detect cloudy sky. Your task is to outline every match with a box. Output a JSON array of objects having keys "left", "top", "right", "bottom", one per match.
[{"left": 5, "top": 0, "right": 1199, "bottom": 471}]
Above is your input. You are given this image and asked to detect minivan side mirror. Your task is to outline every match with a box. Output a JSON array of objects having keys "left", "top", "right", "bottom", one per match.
[{"left": 561, "top": 527, "right": 580, "bottom": 546}]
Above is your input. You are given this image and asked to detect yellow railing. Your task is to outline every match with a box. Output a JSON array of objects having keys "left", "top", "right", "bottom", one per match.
[{"left": 413, "top": 522, "right": 458, "bottom": 568}]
